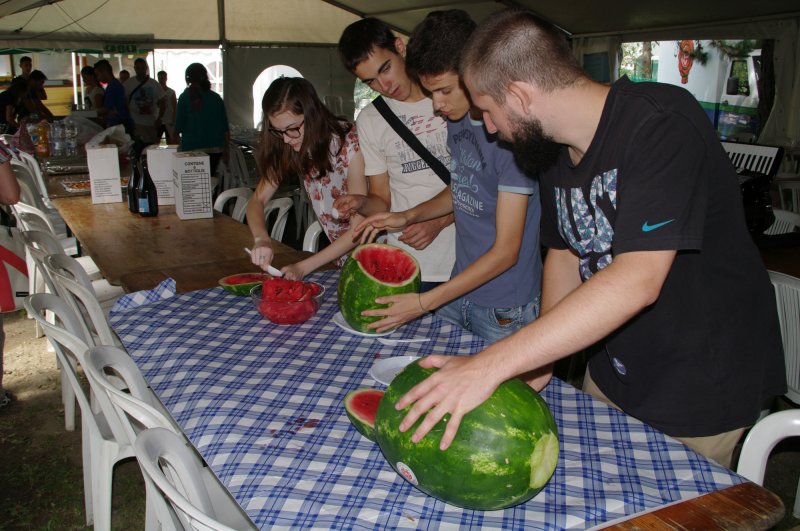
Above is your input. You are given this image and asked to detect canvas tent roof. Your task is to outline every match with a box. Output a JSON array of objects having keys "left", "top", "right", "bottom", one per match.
[
  {"left": 0, "top": 0, "right": 798, "bottom": 48},
  {"left": 0, "top": 0, "right": 798, "bottom": 147}
]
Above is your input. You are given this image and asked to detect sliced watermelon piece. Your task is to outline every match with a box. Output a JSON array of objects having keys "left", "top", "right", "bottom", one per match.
[
  {"left": 219, "top": 272, "right": 269, "bottom": 296},
  {"left": 344, "top": 388, "right": 384, "bottom": 441},
  {"left": 337, "top": 244, "right": 421, "bottom": 334}
]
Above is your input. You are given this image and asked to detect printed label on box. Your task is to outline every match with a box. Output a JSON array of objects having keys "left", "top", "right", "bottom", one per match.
[
  {"left": 172, "top": 152, "right": 213, "bottom": 220},
  {"left": 86, "top": 145, "right": 122, "bottom": 204}
]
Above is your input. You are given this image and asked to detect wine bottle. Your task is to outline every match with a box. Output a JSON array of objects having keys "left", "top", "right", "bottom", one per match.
[
  {"left": 127, "top": 158, "right": 140, "bottom": 213},
  {"left": 137, "top": 158, "right": 159, "bottom": 217}
]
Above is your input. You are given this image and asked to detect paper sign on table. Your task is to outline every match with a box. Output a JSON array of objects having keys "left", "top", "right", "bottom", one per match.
[
  {"left": 145, "top": 145, "right": 177, "bottom": 205},
  {"left": 86, "top": 144, "right": 122, "bottom": 204},
  {"left": 172, "top": 152, "right": 213, "bottom": 220}
]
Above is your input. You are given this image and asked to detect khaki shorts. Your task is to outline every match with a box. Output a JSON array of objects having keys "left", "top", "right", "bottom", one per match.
[{"left": 582, "top": 369, "right": 745, "bottom": 468}]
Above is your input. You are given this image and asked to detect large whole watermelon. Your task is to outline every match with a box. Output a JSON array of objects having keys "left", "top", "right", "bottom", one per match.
[
  {"left": 375, "top": 360, "right": 559, "bottom": 510},
  {"left": 337, "top": 244, "right": 421, "bottom": 333}
]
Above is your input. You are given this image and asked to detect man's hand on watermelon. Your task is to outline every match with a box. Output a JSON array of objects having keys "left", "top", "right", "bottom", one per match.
[
  {"left": 362, "top": 292, "right": 427, "bottom": 332},
  {"left": 399, "top": 214, "right": 454, "bottom": 250},
  {"left": 395, "top": 354, "right": 503, "bottom": 450}
]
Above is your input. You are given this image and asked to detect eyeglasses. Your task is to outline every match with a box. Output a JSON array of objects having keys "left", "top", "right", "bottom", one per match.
[{"left": 268, "top": 120, "right": 304, "bottom": 139}]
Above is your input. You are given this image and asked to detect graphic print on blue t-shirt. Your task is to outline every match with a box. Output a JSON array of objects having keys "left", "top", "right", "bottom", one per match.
[
  {"left": 555, "top": 169, "right": 617, "bottom": 280},
  {"left": 450, "top": 127, "right": 486, "bottom": 218}
]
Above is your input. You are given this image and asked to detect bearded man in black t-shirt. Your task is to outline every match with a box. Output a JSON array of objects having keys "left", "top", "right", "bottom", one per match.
[{"left": 387, "top": 9, "right": 786, "bottom": 469}]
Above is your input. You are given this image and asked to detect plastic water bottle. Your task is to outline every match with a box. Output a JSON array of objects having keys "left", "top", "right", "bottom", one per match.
[
  {"left": 35, "top": 120, "right": 50, "bottom": 159},
  {"left": 49, "top": 120, "right": 64, "bottom": 157},
  {"left": 64, "top": 119, "right": 79, "bottom": 157}
]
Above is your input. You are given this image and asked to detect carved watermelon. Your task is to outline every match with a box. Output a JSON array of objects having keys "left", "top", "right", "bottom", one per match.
[
  {"left": 337, "top": 244, "right": 421, "bottom": 333},
  {"left": 375, "top": 359, "right": 559, "bottom": 510},
  {"left": 343, "top": 388, "right": 384, "bottom": 441},
  {"left": 219, "top": 272, "right": 269, "bottom": 296}
]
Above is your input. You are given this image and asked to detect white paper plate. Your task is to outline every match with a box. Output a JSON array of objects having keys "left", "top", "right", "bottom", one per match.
[
  {"left": 332, "top": 311, "right": 393, "bottom": 337},
  {"left": 369, "top": 356, "right": 420, "bottom": 386}
]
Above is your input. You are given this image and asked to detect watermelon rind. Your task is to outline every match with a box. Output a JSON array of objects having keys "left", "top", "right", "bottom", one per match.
[
  {"left": 219, "top": 272, "right": 268, "bottom": 296},
  {"left": 337, "top": 244, "right": 421, "bottom": 334},
  {"left": 344, "top": 388, "right": 384, "bottom": 441},
  {"left": 374, "top": 359, "right": 559, "bottom": 510}
]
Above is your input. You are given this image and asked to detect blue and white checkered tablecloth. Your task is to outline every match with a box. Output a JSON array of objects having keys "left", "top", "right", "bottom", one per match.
[{"left": 110, "top": 270, "right": 745, "bottom": 530}]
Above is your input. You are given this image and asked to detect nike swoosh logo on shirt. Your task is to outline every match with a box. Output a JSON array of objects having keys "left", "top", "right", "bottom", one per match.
[{"left": 641, "top": 219, "right": 675, "bottom": 232}]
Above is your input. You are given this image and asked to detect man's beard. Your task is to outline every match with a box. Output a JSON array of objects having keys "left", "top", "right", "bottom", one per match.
[{"left": 505, "top": 116, "right": 562, "bottom": 176}]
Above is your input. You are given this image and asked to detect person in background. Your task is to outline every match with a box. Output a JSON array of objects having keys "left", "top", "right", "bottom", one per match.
[
  {"left": 11, "top": 56, "right": 32, "bottom": 85},
  {"left": 246, "top": 77, "right": 367, "bottom": 279},
  {"left": 123, "top": 58, "right": 166, "bottom": 149},
  {"left": 0, "top": 142, "right": 21, "bottom": 409},
  {"left": 118, "top": 69, "right": 130, "bottom": 84},
  {"left": 20, "top": 70, "right": 53, "bottom": 122},
  {"left": 392, "top": 9, "right": 786, "bottom": 469},
  {"left": 354, "top": 10, "right": 543, "bottom": 342},
  {"left": 0, "top": 80, "right": 28, "bottom": 135},
  {"left": 336, "top": 18, "right": 456, "bottom": 292},
  {"left": 156, "top": 70, "right": 178, "bottom": 144},
  {"left": 80, "top": 65, "right": 104, "bottom": 110},
  {"left": 93, "top": 59, "right": 133, "bottom": 135},
  {"left": 174, "top": 63, "right": 229, "bottom": 176}
]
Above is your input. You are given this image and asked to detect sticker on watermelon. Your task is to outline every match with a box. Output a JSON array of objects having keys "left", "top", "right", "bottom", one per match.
[
  {"left": 374, "top": 359, "right": 560, "bottom": 510},
  {"left": 343, "top": 388, "right": 384, "bottom": 441},
  {"left": 337, "top": 244, "right": 421, "bottom": 334}
]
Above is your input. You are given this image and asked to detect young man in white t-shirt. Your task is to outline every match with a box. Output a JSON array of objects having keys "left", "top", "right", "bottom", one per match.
[{"left": 336, "top": 18, "right": 456, "bottom": 288}]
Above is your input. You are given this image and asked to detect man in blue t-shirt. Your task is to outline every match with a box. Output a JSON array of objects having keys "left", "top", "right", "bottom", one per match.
[
  {"left": 93, "top": 59, "right": 133, "bottom": 135},
  {"left": 354, "top": 10, "right": 542, "bottom": 343}
]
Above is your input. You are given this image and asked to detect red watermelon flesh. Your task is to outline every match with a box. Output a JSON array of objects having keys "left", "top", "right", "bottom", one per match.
[
  {"left": 344, "top": 388, "right": 384, "bottom": 441},
  {"left": 356, "top": 245, "right": 418, "bottom": 284},
  {"left": 226, "top": 273, "right": 268, "bottom": 284}
]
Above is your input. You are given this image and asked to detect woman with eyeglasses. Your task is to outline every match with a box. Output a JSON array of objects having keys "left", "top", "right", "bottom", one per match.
[
  {"left": 246, "top": 77, "right": 366, "bottom": 279},
  {"left": 175, "top": 63, "right": 229, "bottom": 174}
]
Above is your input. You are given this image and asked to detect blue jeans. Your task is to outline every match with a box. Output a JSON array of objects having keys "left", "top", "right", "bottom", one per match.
[{"left": 435, "top": 295, "right": 540, "bottom": 343}]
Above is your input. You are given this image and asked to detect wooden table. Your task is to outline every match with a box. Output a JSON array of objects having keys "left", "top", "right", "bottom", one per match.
[
  {"left": 50, "top": 195, "right": 311, "bottom": 292},
  {"left": 608, "top": 481, "right": 783, "bottom": 529}
]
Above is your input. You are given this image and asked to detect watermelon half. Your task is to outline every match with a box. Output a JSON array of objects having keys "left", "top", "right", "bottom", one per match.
[
  {"left": 337, "top": 244, "right": 421, "bottom": 333},
  {"left": 343, "top": 388, "right": 384, "bottom": 441},
  {"left": 219, "top": 272, "right": 269, "bottom": 296},
  {"left": 375, "top": 359, "right": 559, "bottom": 510}
]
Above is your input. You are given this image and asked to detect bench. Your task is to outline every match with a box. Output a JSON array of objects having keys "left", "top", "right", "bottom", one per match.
[{"left": 721, "top": 141, "right": 784, "bottom": 177}]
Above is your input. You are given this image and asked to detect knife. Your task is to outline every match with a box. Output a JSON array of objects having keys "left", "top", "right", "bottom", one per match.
[{"left": 243, "top": 247, "right": 283, "bottom": 277}]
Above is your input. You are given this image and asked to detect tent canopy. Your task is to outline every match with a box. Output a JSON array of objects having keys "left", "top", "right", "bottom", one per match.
[
  {"left": 0, "top": 0, "right": 798, "bottom": 47},
  {"left": 0, "top": 0, "right": 798, "bottom": 146}
]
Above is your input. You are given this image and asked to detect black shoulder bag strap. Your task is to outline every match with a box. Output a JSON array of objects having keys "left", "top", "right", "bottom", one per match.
[
  {"left": 372, "top": 96, "right": 450, "bottom": 185},
  {"left": 127, "top": 79, "right": 147, "bottom": 103}
]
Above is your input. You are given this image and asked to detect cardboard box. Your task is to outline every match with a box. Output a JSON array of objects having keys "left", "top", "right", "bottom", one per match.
[
  {"left": 172, "top": 152, "right": 213, "bottom": 219},
  {"left": 86, "top": 145, "right": 122, "bottom": 204},
  {"left": 145, "top": 145, "right": 177, "bottom": 205}
]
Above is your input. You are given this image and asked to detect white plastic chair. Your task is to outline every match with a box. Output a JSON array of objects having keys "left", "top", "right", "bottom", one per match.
[
  {"left": 13, "top": 200, "right": 81, "bottom": 257},
  {"left": 135, "top": 427, "right": 256, "bottom": 531},
  {"left": 23, "top": 293, "right": 134, "bottom": 530},
  {"left": 44, "top": 253, "right": 123, "bottom": 345},
  {"left": 84, "top": 345, "right": 181, "bottom": 531},
  {"left": 769, "top": 270, "right": 800, "bottom": 405},
  {"left": 737, "top": 409, "right": 800, "bottom": 518},
  {"left": 16, "top": 150, "right": 52, "bottom": 208},
  {"left": 213, "top": 187, "right": 253, "bottom": 223},
  {"left": 264, "top": 197, "right": 293, "bottom": 242},
  {"left": 764, "top": 209, "right": 800, "bottom": 235},
  {"left": 303, "top": 220, "right": 324, "bottom": 252}
]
